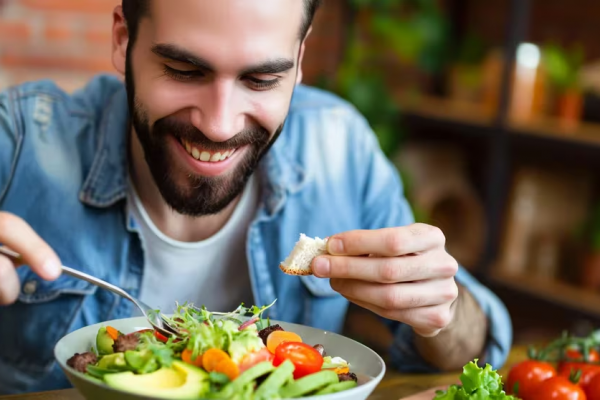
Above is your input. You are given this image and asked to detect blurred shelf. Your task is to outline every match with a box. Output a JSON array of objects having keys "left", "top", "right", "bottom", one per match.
[
  {"left": 394, "top": 94, "right": 497, "bottom": 136},
  {"left": 490, "top": 269, "right": 600, "bottom": 318},
  {"left": 510, "top": 117, "right": 600, "bottom": 148}
]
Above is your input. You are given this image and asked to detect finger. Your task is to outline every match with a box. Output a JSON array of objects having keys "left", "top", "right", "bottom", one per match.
[
  {"left": 345, "top": 297, "right": 454, "bottom": 337},
  {"left": 330, "top": 278, "right": 458, "bottom": 310},
  {"left": 312, "top": 252, "right": 458, "bottom": 283},
  {"left": 0, "top": 212, "right": 61, "bottom": 280},
  {"left": 327, "top": 224, "right": 445, "bottom": 257},
  {"left": 0, "top": 256, "right": 20, "bottom": 305}
]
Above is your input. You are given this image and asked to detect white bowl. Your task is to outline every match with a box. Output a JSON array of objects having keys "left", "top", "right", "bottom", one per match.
[{"left": 54, "top": 316, "right": 386, "bottom": 400}]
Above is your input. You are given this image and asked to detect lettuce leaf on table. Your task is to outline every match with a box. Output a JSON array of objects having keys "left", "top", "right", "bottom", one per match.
[{"left": 433, "top": 360, "right": 520, "bottom": 400}]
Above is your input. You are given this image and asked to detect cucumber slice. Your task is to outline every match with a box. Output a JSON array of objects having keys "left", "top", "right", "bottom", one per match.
[
  {"left": 214, "top": 361, "right": 275, "bottom": 398},
  {"left": 279, "top": 370, "right": 339, "bottom": 398},
  {"left": 314, "top": 380, "right": 357, "bottom": 395},
  {"left": 254, "top": 360, "right": 294, "bottom": 398}
]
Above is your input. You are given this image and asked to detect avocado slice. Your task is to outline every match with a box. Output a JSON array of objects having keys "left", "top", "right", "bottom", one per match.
[
  {"left": 96, "top": 327, "right": 115, "bottom": 356},
  {"left": 104, "top": 360, "right": 209, "bottom": 399},
  {"left": 97, "top": 353, "right": 127, "bottom": 370}
]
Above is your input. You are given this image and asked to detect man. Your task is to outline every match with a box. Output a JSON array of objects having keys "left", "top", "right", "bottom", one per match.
[{"left": 0, "top": 0, "right": 512, "bottom": 394}]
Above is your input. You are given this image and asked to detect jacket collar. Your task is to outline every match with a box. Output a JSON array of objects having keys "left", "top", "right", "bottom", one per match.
[{"left": 78, "top": 80, "right": 307, "bottom": 216}]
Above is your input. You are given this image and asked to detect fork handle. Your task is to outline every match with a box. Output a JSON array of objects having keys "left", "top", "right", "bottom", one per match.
[{"left": 0, "top": 245, "right": 134, "bottom": 303}]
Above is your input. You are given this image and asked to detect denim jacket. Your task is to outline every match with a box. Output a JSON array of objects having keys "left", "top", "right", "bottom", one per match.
[{"left": 0, "top": 74, "right": 512, "bottom": 394}]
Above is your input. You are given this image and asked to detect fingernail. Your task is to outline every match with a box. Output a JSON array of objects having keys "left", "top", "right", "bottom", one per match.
[
  {"left": 327, "top": 238, "right": 344, "bottom": 255},
  {"left": 42, "top": 259, "right": 61, "bottom": 280},
  {"left": 313, "top": 257, "right": 330, "bottom": 277}
]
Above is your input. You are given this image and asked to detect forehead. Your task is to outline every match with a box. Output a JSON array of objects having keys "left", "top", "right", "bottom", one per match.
[{"left": 146, "top": 0, "right": 304, "bottom": 64}]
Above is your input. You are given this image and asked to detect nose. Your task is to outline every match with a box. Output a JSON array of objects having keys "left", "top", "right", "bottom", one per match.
[{"left": 190, "top": 80, "right": 245, "bottom": 142}]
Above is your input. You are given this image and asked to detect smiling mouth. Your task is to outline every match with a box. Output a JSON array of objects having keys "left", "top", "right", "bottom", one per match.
[{"left": 179, "top": 138, "right": 238, "bottom": 162}]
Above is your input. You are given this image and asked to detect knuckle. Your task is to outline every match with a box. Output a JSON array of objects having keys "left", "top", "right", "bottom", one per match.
[
  {"left": 440, "top": 257, "right": 459, "bottom": 277},
  {"left": 429, "top": 308, "right": 452, "bottom": 330},
  {"left": 432, "top": 226, "right": 446, "bottom": 243},
  {"left": 383, "top": 287, "right": 402, "bottom": 310},
  {"left": 0, "top": 212, "right": 19, "bottom": 235},
  {"left": 385, "top": 231, "right": 405, "bottom": 255},
  {"left": 444, "top": 281, "right": 459, "bottom": 302},
  {"left": 379, "top": 260, "right": 400, "bottom": 283}
]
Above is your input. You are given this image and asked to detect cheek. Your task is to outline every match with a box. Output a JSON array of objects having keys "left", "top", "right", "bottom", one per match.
[
  {"left": 134, "top": 70, "right": 200, "bottom": 125},
  {"left": 247, "top": 83, "right": 294, "bottom": 134}
]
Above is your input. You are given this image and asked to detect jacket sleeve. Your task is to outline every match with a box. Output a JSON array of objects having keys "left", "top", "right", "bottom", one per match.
[
  {"left": 0, "top": 88, "right": 19, "bottom": 205},
  {"left": 349, "top": 111, "right": 513, "bottom": 373}
]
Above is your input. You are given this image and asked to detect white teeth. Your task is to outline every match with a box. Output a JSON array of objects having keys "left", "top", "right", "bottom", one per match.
[
  {"left": 182, "top": 140, "right": 237, "bottom": 162},
  {"left": 199, "top": 151, "right": 211, "bottom": 162}
]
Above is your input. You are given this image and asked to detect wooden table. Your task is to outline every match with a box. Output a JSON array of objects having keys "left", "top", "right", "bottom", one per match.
[{"left": 0, "top": 346, "right": 528, "bottom": 400}]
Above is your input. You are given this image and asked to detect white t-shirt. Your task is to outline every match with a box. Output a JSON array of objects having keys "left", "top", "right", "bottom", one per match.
[{"left": 127, "top": 175, "right": 259, "bottom": 315}]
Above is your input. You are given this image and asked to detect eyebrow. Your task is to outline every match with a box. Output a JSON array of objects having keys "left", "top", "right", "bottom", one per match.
[{"left": 151, "top": 43, "right": 295, "bottom": 75}]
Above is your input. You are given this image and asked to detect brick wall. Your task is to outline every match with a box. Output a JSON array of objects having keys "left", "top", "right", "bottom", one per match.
[
  {"left": 465, "top": 0, "right": 600, "bottom": 62},
  {"left": 0, "top": 0, "right": 345, "bottom": 92}
]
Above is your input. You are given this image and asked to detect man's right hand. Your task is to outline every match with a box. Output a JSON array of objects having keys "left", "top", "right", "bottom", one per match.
[{"left": 0, "top": 212, "right": 62, "bottom": 305}]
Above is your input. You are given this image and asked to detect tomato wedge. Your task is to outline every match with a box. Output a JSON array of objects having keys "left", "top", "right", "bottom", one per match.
[
  {"left": 239, "top": 348, "right": 274, "bottom": 373},
  {"left": 273, "top": 342, "right": 324, "bottom": 379}
]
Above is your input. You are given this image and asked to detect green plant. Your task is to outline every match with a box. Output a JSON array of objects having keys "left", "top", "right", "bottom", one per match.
[
  {"left": 542, "top": 43, "right": 585, "bottom": 92},
  {"left": 316, "top": 0, "right": 450, "bottom": 157}
]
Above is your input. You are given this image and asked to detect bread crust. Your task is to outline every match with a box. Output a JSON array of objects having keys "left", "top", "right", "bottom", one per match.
[{"left": 279, "top": 263, "right": 313, "bottom": 276}]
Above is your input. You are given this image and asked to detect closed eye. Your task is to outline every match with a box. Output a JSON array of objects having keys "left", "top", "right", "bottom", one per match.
[{"left": 163, "top": 65, "right": 205, "bottom": 81}]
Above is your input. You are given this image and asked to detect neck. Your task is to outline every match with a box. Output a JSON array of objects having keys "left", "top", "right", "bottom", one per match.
[{"left": 128, "top": 130, "right": 242, "bottom": 242}]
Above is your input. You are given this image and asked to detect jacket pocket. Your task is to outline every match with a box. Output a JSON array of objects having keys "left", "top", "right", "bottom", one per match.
[{"left": 0, "top": 267, "right": 97, "bottom": 391}]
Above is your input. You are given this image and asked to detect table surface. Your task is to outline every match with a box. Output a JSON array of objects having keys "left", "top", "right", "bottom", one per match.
[{"left": 0, "top": 346, "right": 528, "bottom": 400}]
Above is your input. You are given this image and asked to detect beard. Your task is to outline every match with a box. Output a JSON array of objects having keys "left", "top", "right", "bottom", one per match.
[{"left": 124, "top": 52, "right": 283, "bottom": 217}]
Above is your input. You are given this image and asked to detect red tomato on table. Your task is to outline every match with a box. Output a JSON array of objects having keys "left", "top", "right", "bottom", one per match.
[
  {"left": 530, "top": 376, "right": 587, "bottom": 400},
  {"left": 559, "top": 349, "right": 600, "bottom": 380},
  {"left": 273, "top": 342, "right": 324, "bottom": 379},
  {"left": 559, "top": 364, "right": 600, "bottom": 388},
  {"left": 584, "top": 373, "right": 600, "bottom": 400},
  {"left": 506, "top": 360, "right": 557, "bottom": 398}
]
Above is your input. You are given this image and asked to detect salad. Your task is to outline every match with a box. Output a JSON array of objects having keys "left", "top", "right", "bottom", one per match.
[{"left": 66, "top": 301, "right": 358, "bottom": 399}]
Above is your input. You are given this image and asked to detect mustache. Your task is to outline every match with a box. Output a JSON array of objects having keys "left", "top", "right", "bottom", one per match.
[{"left": 153, "top": 117, "right": 270, "bottom": 152}]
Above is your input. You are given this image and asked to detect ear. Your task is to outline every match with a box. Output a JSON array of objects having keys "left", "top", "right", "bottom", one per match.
[
  {"left": 296, "top": 25, "right": 313, "bottom": 85},
  {"left": 111, "top": 5, "right": 129, "bottom": 76}
]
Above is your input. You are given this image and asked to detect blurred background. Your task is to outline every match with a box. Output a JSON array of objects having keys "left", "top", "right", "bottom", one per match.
[{"left": 3, "top": 0, "right": 600, "bottom": 347}]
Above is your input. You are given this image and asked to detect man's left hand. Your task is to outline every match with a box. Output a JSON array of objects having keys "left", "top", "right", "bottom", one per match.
[{"left": 311, "top": 223, "right": 459, "bottom": 337}]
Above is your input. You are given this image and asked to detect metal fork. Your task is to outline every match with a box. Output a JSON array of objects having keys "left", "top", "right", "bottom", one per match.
[{"left": 0, "top": 245, "right": 182, "bottom": 340}]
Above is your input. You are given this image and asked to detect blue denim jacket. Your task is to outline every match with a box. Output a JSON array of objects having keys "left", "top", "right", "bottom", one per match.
[{"left": 0, "top": 74, "right": 512, "bottom": 394}]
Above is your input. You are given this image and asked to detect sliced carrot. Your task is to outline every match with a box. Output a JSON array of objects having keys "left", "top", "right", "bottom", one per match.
[
  {"left": 202, "top": 348, "right": 230, "bottom": 372},
  {"left": 266, "top": 331, "right": 302, "bottom": 354},
  {"left": 333, "top": 366, "right": 349, "bottom": 374},
  {"left": 106, "top": 326, "right": 119, "bottom": 341},
  {"left": 214, "top": 357, "right": 240, "bottom": 381},
  {"left": 181, "top": 349, "right": 203, "bottom": 367}
]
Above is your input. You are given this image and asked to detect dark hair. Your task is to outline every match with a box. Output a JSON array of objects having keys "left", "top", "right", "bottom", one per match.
[{"left": 122, "top": 0, "right": 322, "bottom": 46}]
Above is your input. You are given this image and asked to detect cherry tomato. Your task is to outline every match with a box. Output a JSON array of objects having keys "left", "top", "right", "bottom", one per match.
[
  {"left": 559, "top": 364, "right": 600, "bottom": 388},
  {"left": 559, "top": 349, "right": 600, "bottom": 378},
  {"left": 506, "top": 360, "right": 557, "bottom": 398},
  {"left": 584, "top": 373, "right": 600, "bottom": 400},
  {"left": 530, "top": 376, "right": 587, "bottom": 400},
  {"left": 273, "top": 342, "right": 324, "bottom": 379},
  {"left": 239, "top": 348, "right": 274, "bottom": 373}
]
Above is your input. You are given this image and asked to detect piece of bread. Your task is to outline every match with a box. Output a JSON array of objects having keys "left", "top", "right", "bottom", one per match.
[{"left": 280, "top": 234, "right": 329, "bottom": 276}]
